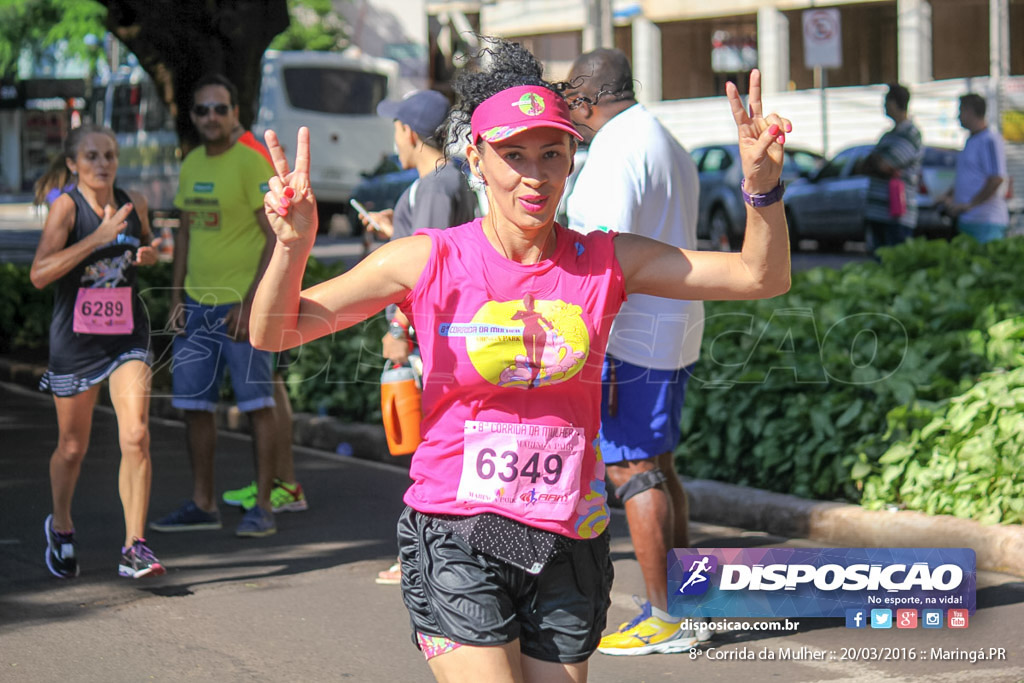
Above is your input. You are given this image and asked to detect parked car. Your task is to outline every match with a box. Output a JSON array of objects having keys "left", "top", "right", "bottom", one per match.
[
  {"left": 349, "top": 154, "right": 419, "bottom": 235},
  {"left": 783, "top": 144, "right": 959, "bottom": 250},
  {"left": 348, "top": 155, "right": 481, "bottom": 236},
  {"left": 690, "top": 144, "right": 824, "bottom": 250}
]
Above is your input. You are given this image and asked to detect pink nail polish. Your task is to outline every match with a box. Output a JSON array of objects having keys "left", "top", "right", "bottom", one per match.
[
  {"left": 777, "top": 134, "right": 786, "bottom": 144},
  {"left": 283, "top": 187, "right": 296, "bottom": 199},
  {"left": 280, "top": 197, "right": 290, "bottom": 208},
  {"left": 279, "top": 206, "right": 289, "bottom": 216},
  {"left": 768, "top": 124, "right": 780, "bottom": 136},
  {"left": 785, "top": 122, "right": 792, "bottom": 132}
]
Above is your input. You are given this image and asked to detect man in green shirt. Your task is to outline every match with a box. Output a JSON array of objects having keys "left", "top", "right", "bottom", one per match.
[{"left": 151, "top": 75, "right": 279, "bottom": 537}]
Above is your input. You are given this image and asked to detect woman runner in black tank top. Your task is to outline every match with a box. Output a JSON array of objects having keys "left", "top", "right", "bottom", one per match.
[
  {"left": 41, "top": 185, "right": 151, "bottom": 394},
  {"left": 30, "top": 125, "right": 166, "bottom": 580}
]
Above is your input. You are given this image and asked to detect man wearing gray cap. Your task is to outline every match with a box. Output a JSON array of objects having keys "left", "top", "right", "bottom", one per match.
[
  {"left": 362, "top": 90, "right": 477, "bottom": 243},
  {"left": 364, "top": 89, "right": 477, "bottom": 586}
]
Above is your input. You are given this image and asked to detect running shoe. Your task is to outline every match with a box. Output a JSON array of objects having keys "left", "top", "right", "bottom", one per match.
[
  {"left": 597, "top": 599, "right": 704, "bottom": 656},
  {"left": 375, "top": 561, "right": 402, "bottom": 585},
  {"left": 149, "top": 501, "right": 222, "bottom": 532},
  {"left": 236, "top": 505, "right": 276, "bottom": 538},
  {"left": 267, "top": 480, "right": 308, "bottom": 512},
  {"left": 225, "top": 480, "right": 309, "bottom": 513},
  {"left": 118, "top": 538, "right": 166, "bottom": 579},
  {"left": 222, "top": 481, "right": 257, "bottom": 507},
  {"left": 44, "top": 514, "right": 79, "bottom": 579}
]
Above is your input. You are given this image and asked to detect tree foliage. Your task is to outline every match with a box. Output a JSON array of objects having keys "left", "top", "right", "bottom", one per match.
[
  {"left": 0, "top": 0, "right": 106, "bottom": 77},
  {"left": 270, "top": 0, "right": 347, "bottom": 52}
]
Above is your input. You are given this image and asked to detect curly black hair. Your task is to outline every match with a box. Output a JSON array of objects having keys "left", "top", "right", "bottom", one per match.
[{"left": 440, "top": 37, "right": 564, "bottom": 154}]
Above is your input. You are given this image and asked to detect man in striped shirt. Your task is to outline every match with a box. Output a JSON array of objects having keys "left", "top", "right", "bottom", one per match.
[{"left": 861, "top": 84, "right": 923, "bottom": 255}]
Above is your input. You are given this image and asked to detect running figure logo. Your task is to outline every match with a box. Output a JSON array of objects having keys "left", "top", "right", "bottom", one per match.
[
  {"left": 678, "top": 554, "right": 718, "bottom": 596},
  {"left": 513, "top": 92, "right": 546, "bottom": 116},
  {"left": 510, "top": 293, "right": 553, "bottom": 388}
]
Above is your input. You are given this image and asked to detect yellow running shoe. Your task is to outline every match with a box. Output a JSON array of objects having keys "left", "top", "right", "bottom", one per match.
[{"left": 597, "top": 600, "right": 700, "bottom": 656}]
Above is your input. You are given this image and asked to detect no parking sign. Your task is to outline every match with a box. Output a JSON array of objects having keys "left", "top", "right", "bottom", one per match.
[{"left": 803, "top": 8, "right": 843, "bottom": 69}]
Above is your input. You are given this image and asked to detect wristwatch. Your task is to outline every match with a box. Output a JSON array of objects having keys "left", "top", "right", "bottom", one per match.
[
  {"left": 741, "top": 178, "right": 785, "bottom": 208},
  {"left": 387, "top": 320, "right": 408, "bottom": 340}
]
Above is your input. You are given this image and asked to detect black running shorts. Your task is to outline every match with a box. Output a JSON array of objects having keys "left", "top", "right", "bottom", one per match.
[{"left": 397, "top": 506, "right": 614, "bottom": 664}]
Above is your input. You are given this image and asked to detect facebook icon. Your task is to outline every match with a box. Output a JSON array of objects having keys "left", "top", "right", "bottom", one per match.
[{"left": 845, "top": 609, "right": 867, "bottom": 629}]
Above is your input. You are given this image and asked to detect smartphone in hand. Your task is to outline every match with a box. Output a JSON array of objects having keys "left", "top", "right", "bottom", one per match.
[{"left": 350, "top": 198, "right": 384, "bottom": 233}]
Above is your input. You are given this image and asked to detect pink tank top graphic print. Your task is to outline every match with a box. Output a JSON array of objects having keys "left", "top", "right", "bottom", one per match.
[{"left": 401, "top": 220, "right": 626, "bottom": 539}]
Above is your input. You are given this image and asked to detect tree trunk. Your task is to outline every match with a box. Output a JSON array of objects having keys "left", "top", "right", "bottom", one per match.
[{"left": 99, "top": 0, "right": 289, "bottom": 153}]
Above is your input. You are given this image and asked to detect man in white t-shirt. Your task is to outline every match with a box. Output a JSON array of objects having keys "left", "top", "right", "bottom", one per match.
[
  {"left": 565, "top": 48, "right": 706, "bottom": 656},
  {"left": 941, "top": 93, "right": 1010, "bottom": 243}
]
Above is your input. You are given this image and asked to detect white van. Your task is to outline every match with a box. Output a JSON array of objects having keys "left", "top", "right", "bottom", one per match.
[{"left": 253, "top": 49, "right": 400, "bottom": 219}]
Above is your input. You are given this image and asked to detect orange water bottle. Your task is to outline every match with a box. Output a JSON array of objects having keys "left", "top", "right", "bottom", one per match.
[{"left": 380, "top": 358, "right": 422, "bottom": 456}]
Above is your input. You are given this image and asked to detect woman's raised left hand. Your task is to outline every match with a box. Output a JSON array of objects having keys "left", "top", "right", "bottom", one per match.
[
  {"left": 135, "top": 238, "right": 161, "bottom": 266},
  {"left": 726, "top": 69, "right": 792, "bottom": 196}
]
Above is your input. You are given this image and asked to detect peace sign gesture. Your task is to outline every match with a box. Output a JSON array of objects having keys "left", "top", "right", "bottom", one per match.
[
  {"left": 263, "top": 127, "right": 317, "bottom": 244},
  {"left": 726, "top": 69, "right": 792, "bottom": 196}
]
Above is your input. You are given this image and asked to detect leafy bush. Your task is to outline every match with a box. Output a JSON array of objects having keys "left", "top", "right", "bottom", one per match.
[
  {"left": 858, "top": 364, "right": 1024, "bottom": 524},
  {"left": 280, "top": 256, "right": 389, "bottom": 422},
  {"left": 676, "top": 235, "right": 1024, "bottom": 521},
  {"left": 0, "top": 263, "right": 53, "bottom": 353},
  {"left": 2, "top": 257, "right": 390, "bottom": 423}
]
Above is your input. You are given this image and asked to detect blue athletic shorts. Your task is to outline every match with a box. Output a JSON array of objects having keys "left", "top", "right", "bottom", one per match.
[
  {"left": 598, "top": 355, "right": 695, "bottom": 464},
  {"left": 171, "top": 296, "right": 276, "bottom": 413}
]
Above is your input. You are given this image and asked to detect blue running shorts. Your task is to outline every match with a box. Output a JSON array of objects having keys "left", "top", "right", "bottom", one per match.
[{"left": 598, "top": 355, "right": 695, "bottom": 464}]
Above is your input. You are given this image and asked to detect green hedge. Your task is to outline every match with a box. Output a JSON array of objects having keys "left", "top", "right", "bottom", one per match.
[
  {"left": 281, "top": 256, "right": 388, "bottom": 421},
  {"left": 1, "top": 257, "right": 388, "bottom": 423},
  {"left": 676, "top": 235, "right": 1024, "bottom": 524},
  {"left": 0, "top": 262, "right": 52, "bottom": 353},
  {"left": 8, "top": 236, "right": 1022, "bottom": 523}
]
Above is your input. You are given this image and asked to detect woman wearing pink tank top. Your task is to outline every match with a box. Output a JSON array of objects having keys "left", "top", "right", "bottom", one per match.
[{"left": 250, "top": 38, "right": 792, "bottom": 683}]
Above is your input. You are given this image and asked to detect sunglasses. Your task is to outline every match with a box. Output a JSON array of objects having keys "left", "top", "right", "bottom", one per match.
[{"left": 192, "top": 103, "right": 231, "bottom": 117}]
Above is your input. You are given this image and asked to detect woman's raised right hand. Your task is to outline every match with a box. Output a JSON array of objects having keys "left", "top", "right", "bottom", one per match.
[
  {"left": 93, "top": 203, "right": 133, "bottom": 245},
  {"left": 264, "top": 127, "right": 317, "bottom": 245}
]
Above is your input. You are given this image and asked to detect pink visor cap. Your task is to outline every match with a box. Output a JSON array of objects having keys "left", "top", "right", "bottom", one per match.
[{"left": 470, "top": 85, "right": 583, "bottom": 144}]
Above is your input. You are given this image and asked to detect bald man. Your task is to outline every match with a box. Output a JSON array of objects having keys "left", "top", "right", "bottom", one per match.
[{"left": 565, "top": 48, "right": 708, "bottom": 656}]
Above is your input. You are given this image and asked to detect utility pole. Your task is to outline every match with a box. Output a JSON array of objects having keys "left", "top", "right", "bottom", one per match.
[
  {"left": 583, "top": 0, "right": 613, "bottom": 52},
  {"left": 989, "top": 0, "right": 1010, "bottom": 133}
]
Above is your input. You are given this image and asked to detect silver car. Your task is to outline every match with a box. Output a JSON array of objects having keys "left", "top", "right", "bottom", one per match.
[{"left": 691, "top": 144, "right": 824, "bottom": 250}]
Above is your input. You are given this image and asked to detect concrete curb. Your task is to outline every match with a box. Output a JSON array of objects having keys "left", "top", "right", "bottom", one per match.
[
  {"left": 4, "top": 356, "right": 1021, "bottom": 576},
  {"left": 685, "top": 479, "right": 1024, "bottom": 577}
]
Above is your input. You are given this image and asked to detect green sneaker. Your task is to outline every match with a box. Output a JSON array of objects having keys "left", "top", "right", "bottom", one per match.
[
  {"left": 236, "top": 480, "right": 309, "bottom": 513},
  {"left": 222, "top": 481, "right": 257, "bottom": 508},
  {"left": 270, "top": 480, "right": 309, "bottom": 512}
]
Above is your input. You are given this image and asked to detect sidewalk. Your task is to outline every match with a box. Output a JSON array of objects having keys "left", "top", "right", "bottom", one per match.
[{"left": 2, "top": 355, "right": 1021, "bottom": 578}]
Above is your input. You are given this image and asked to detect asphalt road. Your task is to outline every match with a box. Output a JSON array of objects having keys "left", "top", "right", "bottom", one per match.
[{"left": 2, "top": 381, "right": 1023, "bottom": 682}]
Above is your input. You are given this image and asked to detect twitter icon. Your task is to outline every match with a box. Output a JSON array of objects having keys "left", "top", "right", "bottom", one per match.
[{"left": 870, "top": 609, "right": 892, "bottom": 629}]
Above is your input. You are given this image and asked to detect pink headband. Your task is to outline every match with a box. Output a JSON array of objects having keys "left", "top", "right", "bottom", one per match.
[{"left": 470, "top": 85, "right": 583, "bottom": 144}]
